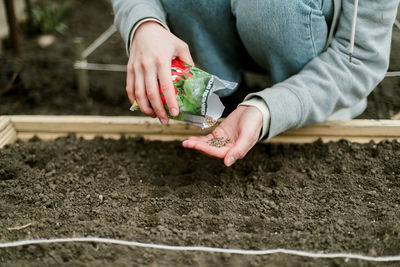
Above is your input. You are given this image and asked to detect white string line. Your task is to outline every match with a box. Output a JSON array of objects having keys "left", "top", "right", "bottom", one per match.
[
  {"left": 74, "top": 62, "right": 400, "bottom": 77},
  {"left": 385, "top": 71, "right": 400, "bottom": 77},
  {"left": 82, "top": 24, "right": 117, "bottom": 58},
  {"left": 74, "top": 62, "right": 126, "bottom": 72},
  {"left": 394, "top": 19, "right": 400, "bottom": 30},
  {"left": 1, "top": 237, "right": 400, "bottom": 262}
]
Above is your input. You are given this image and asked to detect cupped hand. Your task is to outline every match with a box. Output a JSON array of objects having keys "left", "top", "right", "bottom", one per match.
[
  {"left": 127, "top": 21, "right": 194, "bottom": 124},
  {"left": 182, "top": 105, "right": 263, "bottom": 167}
]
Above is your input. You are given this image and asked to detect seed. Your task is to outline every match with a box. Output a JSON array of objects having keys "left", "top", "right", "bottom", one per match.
[
  {"left": 208, "top": 137, "right": 231, "bottom": 148},
  {"left": 205, "top": 116, "right": 217, "bottom": 127}
]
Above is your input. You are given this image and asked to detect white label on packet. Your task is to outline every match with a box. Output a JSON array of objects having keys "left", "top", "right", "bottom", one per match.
[
  {"left": 201, "top": 76, "right": 214, "bottom": 116},
  {"left": 203, "top": 93, "right": 224, "bottom": 129}
]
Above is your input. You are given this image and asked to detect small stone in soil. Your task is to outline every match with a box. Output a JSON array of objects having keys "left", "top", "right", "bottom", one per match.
[{"left": 207, "top": 137, "right": 231, "bottom": 148}]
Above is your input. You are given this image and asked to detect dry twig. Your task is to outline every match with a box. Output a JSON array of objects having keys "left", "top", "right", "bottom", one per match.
[
  {"left": 1, "top": 71, "right": 19, "bottom": 96},
  {"left": 7, "top": 222, "right": 33, "bottom": 231}
]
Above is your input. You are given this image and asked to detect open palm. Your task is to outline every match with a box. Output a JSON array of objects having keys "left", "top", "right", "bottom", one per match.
[{"left": 182, "top": 106, "right": 263, "bottom": 166}]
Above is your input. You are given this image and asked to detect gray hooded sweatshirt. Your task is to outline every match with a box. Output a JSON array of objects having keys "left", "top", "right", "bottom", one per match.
[{"left": 111, "top": 0, "right": 399, "bottom": 140}]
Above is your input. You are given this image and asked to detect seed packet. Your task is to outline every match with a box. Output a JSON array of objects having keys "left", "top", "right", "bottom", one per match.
[{"left": 130, "top": 59, "right": 237, "bottom": 129}]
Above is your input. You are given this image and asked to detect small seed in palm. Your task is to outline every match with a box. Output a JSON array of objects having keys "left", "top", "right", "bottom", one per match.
[{"left": 207, "top": 137, "right": 231, "bottom": 148}]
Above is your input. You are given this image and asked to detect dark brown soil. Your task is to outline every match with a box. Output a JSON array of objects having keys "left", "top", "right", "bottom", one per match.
[
  {"left": 0, "top": 136, "right": 399, "bottom": 266},
  {"left": 0, "top": 1, "right": 399, "bottom": 118},
  {"left": 0, "top": 0, "right": 131, "bottom": 116}
]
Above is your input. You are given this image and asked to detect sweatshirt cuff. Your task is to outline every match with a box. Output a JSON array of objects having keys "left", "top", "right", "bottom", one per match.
[
  {"left": 120, "top": 2, "right": 168, "bottom": 56},
  {"left": 246, "top": 86, "right": 304, "bottom": 139},
  {"left": 128, "top": 18, "right": 170, "bottom": 54},
  {"left": 239, "top": 97, "right": 271, "bottom": 141}
]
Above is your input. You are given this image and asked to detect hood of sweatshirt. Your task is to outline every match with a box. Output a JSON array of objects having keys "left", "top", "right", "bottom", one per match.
[
  {"left": 349, "top": 0, "right": 359, "bottom": 62},
  {"left": 325, "top": 0, "right": 359, "bottom": 63}
]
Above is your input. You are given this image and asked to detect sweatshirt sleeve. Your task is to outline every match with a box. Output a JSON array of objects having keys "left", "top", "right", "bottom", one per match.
[
  {"left": 111, "top": 0, "right": 168, "bottom": 55},
  {"left": 246, "top": 0, "right": 399, "bottom": 140}
]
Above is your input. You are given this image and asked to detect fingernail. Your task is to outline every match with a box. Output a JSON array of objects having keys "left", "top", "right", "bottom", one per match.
[
  {"left": 171, "top": 108, "right": 178, "bottom": 117},
  {"left": 160, "top": 118, "right": 168, "bottom": 125},
  {"left": 227, "top": 156, "right": 235, "bottom": 166}
]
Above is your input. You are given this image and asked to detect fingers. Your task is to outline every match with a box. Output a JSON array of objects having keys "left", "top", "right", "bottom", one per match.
[
  {"left": 133, "top": 56, "right": 178, "bottom": 123},
  {"left": 182, "top": 139, "right": 230, "bottom": 158},
  {"left": 128, "top": 22, "right": 196, "bottom": 123},
  {"left": 183, "top": 134, "right": 251, "bottom": 166},
  {"left": 176, "top": 42, "right": 195, "bottom": 66},
  {"left": 126, "top": 62, "right": 135, "bottom": 104},
  {"left": 134, "top": 65, "right": 156, "bottom": 117},
  {"left": 185, "top": 134, "right": 214, "bottom": 142},
  {"left": 224, "top": 132, "right": 257, "bottom": 167},
  {"left": 130, "top": 43, "right": 194, "bottom": 122},
  {"left": 144, "top": 66, "right": 169, "bottom": 124},
  {"left": 182, "top": 133, "right": 231, "bottom": 158},
  {"left": 158, "top": 61, "right": 179, "bottom": 117}
]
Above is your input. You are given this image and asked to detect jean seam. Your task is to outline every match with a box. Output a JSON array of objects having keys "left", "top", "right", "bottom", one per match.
[{"left": 308, "top": 8, "right": 318, "bottom": 57}]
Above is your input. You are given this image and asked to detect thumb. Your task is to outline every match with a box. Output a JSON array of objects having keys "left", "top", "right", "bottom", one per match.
[
  {"left": 224, "top": 133, "right": 256, "bottom": 167},
  {"left": 176, "top": 43, "right": 195, "bottom": 66}
]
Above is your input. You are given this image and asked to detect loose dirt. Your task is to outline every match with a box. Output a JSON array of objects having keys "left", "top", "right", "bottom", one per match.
[{"left": 0, "top": 136, "right": 399, "bottom": 266}]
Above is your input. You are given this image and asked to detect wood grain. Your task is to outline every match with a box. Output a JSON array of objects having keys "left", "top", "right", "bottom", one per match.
[{"left": 3, "top": 115, "right": 400, "bottom": 144}]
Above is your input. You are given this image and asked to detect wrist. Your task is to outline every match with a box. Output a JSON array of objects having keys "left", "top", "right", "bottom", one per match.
[
  {"left": 239, "top": 98, "right": 271, "bottom": 140},
  {"left": 136, "top": 20, "right": 167, "bottom": 33},
  {"left": 130, "top": 19, "right": 170, "bottom": 52},
  {"left": 240, "top": 105, "right": 262, "bottom": 120}
]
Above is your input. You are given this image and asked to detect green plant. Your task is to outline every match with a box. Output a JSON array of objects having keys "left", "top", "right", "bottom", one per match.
[{"left": 32, "top": 0, "right": 71, "bottom": 34}]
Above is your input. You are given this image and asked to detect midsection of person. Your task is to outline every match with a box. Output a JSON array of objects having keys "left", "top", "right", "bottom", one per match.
[
  {"left": 111, "top": 0, "right": 399, "bottom": 166},
  {"left": 161, "top": 0, "right": 334, "bottom": 85}
]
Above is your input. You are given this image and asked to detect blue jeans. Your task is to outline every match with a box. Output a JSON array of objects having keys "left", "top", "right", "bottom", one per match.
[{"left": 161, "top": 0, "right": 333, "bottom": 89}]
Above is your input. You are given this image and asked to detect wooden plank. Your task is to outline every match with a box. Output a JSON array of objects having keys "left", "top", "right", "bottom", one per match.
[
  {"left": 8, "top": 116, "right": 400, "bottom": 144},
  {"left": 11, "top": 115, "right": 214, "bottom": 135},
  {"left": 16, "top": 132, "right": 190, "bottom": 142},
  {"left": 281, "top": 120, "right": 400, "bottom": 137},
  {"left": 269, "top": 136, "right": 400, "bottom": 144},
  {"left": 0, "top": 116, "right": 11, "bottom": 132},
  {"left": 0, "top": 124, "right": 17, "bottom": 148},
  {"left": 16, "top": 132, "right": 398, "bottom": 144}
]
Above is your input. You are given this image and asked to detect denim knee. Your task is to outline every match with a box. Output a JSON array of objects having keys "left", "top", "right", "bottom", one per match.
[{"left": 232, "top": 0, "right": 333, "bottom": 83}]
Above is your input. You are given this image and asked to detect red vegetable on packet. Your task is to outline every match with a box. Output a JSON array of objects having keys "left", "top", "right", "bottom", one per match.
[{"left": 130, "top": 59, "right": 238, "bottom": 128}]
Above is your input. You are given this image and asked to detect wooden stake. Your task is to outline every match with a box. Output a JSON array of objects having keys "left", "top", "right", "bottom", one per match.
[
  {"left": 23, "top": 0, "right": 33, "bottom": 31},
  {"left": 3, "top": 0, "right": 23, "bottom": 58},
  {"left": 0, "top": 116, "right": 17, "bottom": 148},
  {"left": 74, "top": 37, "right": 89, "bottom": 98}
]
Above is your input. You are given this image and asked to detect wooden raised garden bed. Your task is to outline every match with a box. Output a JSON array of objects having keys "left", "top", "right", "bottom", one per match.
[{"left": 1, "top": 115, "right": 400, "bottom": 148}]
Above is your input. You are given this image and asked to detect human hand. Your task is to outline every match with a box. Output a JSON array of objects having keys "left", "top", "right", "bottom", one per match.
[
  {"left": 182, "top": 105, "right": 263, "bottom": 166},
  {"left": 127, "top": 21, "right": 194, "bottom": 124}
]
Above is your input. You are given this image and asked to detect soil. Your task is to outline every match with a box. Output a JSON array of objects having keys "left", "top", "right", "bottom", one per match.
[
  {"left": 0, "top": 1, "right": 399, "bottom": 118},
  {"left": 0, "top": 136, "right": 399, "bottom": 266},
  {"left": 0, "top": 0, "right": 131, "bottom": 116}
]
